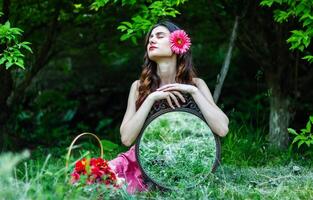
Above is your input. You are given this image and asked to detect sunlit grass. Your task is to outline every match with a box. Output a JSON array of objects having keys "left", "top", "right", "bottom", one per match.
[{"left": 1, "top": 122, "right": 313, "bottom": 199}]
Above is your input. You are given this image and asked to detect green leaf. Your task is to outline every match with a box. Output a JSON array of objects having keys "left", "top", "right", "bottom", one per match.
[
  {"left": 295, "top": 3, "right": 306, "bottom": 16},
  {"left": 15, "top": 59, "right": 25, "bottom": 69},
  {"left": 120, "top": 33, "right": 131, "bottom": 41},
  {"left": 274, "top": 10, "right": 291, "bottom": 23},
  {"left": 300, "top": 128, "right": 309, "bottom": 133},
  {"left": 297, "top": 134, "right": 308, "bottom": 140},
  {"left": 21, "top": 42, "right": 33, "bottom": 53},
  {"left": 302, "top": 55, "right": 313, "bottom": 63},
  {"left": 101, "top": 139, "right": 118, "bottom": 152},
  {"left": 0, "top": 56, "right": 6, "bottom": 65},
  {"left": 5, "top": 61, "right": 13, "bottom": 69},
  {"left": 259, "top": 0, "right": 274, "bottom": 7},
  {"left": 305, "top": 141, "right": 311, "bottom": 147},
  {"left": 121, "top": 21, "right": 132, "bottom": 28},
  {"left": 299, "top": 13, "right": 313, "bottom": 23},
  {"left": 90, "top": 0, "right": 110, "bottom": 11},
  {"left": 306, "top": 120, "right": 311, "bottom": 132},
  {"left": 63, "top": 109, "right": 76, "bottom": 121},
  {"left": 4, "top": 21, "right": 11, "bottom": 28},
  {"left": 292, "top": 136, "right": 301, "bottom": 144},
  {"left": 117, "top": 25, "right": 127, "bottom": 32},
  {"left": 302, "top": 35, "right": 310, "bottom": 48},
  {"left": 11, "top": 27, "right": 23, "bottom": 35},
  {"left": 303, "top": 18, "right": 313, "bottom": 27},
  {"left": 130, "top": 35, "right": 137, "bottom": 45},
  {"left": 287, "top": 128, "right": 298, "bottom": 135},
  {"left": 298, "top": 140, "right": 305, "bottom": 148}
]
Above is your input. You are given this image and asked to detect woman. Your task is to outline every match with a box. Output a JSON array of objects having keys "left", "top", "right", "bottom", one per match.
[{"left": 108, "top": 21, "right": 229, "bottom": 194}]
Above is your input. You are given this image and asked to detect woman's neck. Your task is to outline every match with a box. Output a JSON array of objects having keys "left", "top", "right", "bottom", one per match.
[{"left": 156, "top": 57, "right": 177, "bottom": 87}]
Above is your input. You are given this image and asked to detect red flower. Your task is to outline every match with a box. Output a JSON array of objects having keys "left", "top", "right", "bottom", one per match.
[
  {"left": 74, "top": 158, "right": 87, "bottom": 174},
  {"left": 170, "top": 30, "right": 191, "bottom": 54},
  {"left": 104, "top": 179, "right": 111, "bottom": 185},
  {"left": 70, "top": 171, "right": 80, "bottom": 184},
  {"left": 91, "top": 165, "right": 104, "bottom": 178},
  {"left": 70, "top": 157, "right": 122, "bottom": 189},
  {"left": 110, "top": 172, "right": 117, "bottom": 181}
]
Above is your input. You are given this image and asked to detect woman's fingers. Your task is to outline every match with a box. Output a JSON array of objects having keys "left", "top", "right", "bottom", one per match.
[
  {"left": 157, "top": 83, "right": 178, "bottom": 91},
  {"left": 172, "top": 91, "right": 186, "bottom": 103},
  {"left": 158, "top": 85, "right": 175, "bottom": 90},
  {"left": 168, "top": 92, "right": 180, "bottom": 108},
  {"left": 166, "top": 94, "right": 175, "bottom": 109},
  {"left": 161, "top": 86, "right": 181, "bottom": 93},
  {"left": 161, "top": 91, "right": 184, "bottom": 109}
]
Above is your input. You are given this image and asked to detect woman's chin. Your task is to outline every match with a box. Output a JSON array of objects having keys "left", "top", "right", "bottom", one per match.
[
  {"left": 148, "top": 54, "right": 159, "bottom": 61},
  {"left": 148, "top": 54, "right": 175, "bottom": 62}
]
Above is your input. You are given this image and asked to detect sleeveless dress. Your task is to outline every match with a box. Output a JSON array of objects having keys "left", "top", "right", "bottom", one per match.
[{"left": 108, "top": 144, "right": 149, "bottom": 194}]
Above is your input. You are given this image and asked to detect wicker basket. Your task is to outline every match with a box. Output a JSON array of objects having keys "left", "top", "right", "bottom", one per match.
[{"left": 65, "top": 132, "right": 104, "bottom": 172}]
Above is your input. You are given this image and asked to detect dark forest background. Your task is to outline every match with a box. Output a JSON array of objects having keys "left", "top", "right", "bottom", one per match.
[{"left": 1, "top": 0, "right": 312, "bottom": 152}]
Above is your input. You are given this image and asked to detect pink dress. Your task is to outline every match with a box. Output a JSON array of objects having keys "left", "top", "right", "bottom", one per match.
[{"left": 108, "top": 144, "right": 150, "bottom": 194}]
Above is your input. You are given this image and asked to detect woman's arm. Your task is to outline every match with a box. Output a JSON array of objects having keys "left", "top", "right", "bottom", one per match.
[
  {"left": 119, "top": 80, "right": 155, "bottom": 147},
  {"left": 191, "top": 78, "right": 229, "bottom": 137}
]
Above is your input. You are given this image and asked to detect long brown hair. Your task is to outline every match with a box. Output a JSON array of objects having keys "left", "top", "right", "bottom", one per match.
[{"left": 136, "top": 21, "right": 198, "bottom": 110}]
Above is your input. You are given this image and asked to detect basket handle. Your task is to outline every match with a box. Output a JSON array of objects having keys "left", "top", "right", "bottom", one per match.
[{"left": 65, "top": 132, "right": 104, "bottom": 170}]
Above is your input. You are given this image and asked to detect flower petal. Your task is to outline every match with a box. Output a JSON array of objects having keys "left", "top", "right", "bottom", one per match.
[{"left": 170, "top": 30, "right": 191, "bottom": 54}]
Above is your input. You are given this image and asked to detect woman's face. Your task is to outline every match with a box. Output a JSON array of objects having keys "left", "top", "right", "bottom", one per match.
[{"left": 147, "top": 25, "right": 173, "bottom": 61}]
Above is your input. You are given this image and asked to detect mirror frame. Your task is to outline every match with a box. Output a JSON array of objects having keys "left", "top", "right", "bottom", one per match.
[{"left": 135, "top": 93, "right": 221, "bottom": 190}]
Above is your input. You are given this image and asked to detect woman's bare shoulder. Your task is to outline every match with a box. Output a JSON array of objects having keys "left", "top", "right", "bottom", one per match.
[
  {"left": 192, "top": 77, "right": 201, "bottom": 86},
  {"left": 132, "top": 80, "right": 139, "bottom": 87}
]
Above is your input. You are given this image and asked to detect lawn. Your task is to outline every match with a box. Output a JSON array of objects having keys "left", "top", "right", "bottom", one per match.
[{"left": 1, "top": 124, "right": 313, "bottom": 200}]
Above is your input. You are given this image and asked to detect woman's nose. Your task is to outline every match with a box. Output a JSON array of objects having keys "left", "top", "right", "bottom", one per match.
[{"left": 149, "top": 37, "right": 156, "bottom": 44}]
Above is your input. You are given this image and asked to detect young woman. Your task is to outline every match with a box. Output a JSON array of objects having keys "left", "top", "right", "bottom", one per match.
[{"left": 108, "top": 21, "right": 229, "bottom": 194}]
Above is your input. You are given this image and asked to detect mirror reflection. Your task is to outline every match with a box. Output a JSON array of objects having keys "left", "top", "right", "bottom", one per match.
[{"left": 137, "top": 111, "right": 217, "bottom": 190}]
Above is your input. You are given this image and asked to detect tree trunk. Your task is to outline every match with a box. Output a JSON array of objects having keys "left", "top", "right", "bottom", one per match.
[
  {"left": 266, "top": 68, "right": 292, "bottom": 149},
  {"left": 232, "top": 2, "right": 297, "bottom": 150},
  {"left": 213, "top": 16, "right": 239, "bottom": 103},
  {"left": 268, "top": 93, "right": 291, "bottom": 149}
]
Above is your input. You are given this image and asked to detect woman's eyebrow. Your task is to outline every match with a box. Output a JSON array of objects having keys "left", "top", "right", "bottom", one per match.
[{"left": 150, "top": 32, "right": 166, "bottom": 37}]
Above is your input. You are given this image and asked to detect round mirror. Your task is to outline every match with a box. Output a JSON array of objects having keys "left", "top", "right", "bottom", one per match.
[{"left": 135, "top": 93, "right": 221, "bottom": 191}]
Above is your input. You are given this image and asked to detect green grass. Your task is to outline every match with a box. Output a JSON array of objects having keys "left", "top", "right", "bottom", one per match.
[{"left": 1, "top": 122, "right": 313, "bottom": 200}]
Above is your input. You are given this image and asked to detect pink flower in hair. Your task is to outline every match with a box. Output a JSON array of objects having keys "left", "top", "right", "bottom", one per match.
[{"left": 170, "top": 30, "right": 191, "bottom": 54}]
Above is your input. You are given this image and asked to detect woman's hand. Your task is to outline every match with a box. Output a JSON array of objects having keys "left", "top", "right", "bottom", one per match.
[
  {"left": 149, "top": 90, "right": 186, "bottom": 109},
  {"left": 156, "top": 83, "right": 198, "bottom": 95}
]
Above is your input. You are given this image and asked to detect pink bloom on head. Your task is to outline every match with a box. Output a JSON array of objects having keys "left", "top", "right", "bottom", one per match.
[{"left": 170, "top": 30, "right": 191, "bottom": 54}]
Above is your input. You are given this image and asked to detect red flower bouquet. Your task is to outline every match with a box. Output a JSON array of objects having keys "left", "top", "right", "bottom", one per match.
[{"left": 70, "top": 157, "right": 124, "bottom": 189}]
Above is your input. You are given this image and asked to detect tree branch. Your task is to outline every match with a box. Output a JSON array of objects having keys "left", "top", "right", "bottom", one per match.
[{"left": 8, "top": 5, "right": 61, "bottom": 106}]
